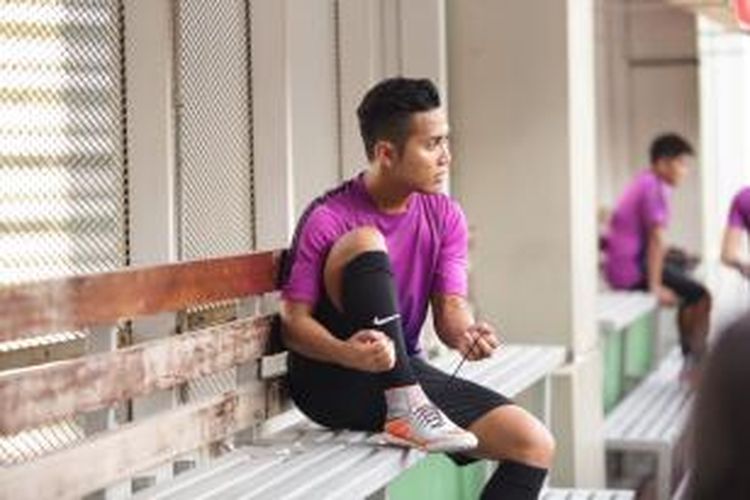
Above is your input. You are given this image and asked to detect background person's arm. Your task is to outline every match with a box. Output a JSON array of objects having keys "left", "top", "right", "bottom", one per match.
[
  {"left": 431, "top": 294, "right": 498, "bottom": 360},
  {"left": 647, "top": 226, "right": 677, "bottom": 305},
  {"left": 721, "top": 226, "right": 750, "bottom": 277}
]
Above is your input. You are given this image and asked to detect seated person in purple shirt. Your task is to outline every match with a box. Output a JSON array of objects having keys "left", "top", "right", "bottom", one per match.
[
  {"left": 721, "top": 186, "right": 750, "bottom": 277},
  {"left": 604, "top": 133, "right": 711, "bottom": 376},
  {"left": 280, "top": 78, "right": 554, "bottom": 500}
]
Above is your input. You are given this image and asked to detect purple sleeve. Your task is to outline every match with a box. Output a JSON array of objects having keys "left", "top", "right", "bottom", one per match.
[
  {"left": 281, "top": 207, "right": 341, "bottom": 305},
  {"left": 640, "top": 180, "right": 668, "bottom": 229},
  {"left": 728, "top": 189, "right": 750, "bottom": 229},
  {"left": 432, "top": 200, "right": 468, "bottom": 296}
]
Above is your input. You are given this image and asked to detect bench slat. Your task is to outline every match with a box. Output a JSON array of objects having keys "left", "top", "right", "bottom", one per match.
[
  {"left": 234, "top": 435, "right": 379, "bottom": 500},
  {"left": 597, "top": 292, "right": 657, "bottom": 333},
  {"left": 0, "top": 315, "right": 273, "bottom": 434},
  {"left": 0, "top": 387, "right": 265, "bottom": 500},
  {"left": 0, "top": 251, "right": 280, "bottom": 342},
  {"left": 298, "top": 444, "right": 423, "bottom": 500},
  {"left": 147, "top": 430, "right": 355, "bottom": 500},
  {"left": 542, "top": 489, "right": 635, "bottom": 500},
  {"left": 605, "top": 350, "right": 682, "bottom": 436}
]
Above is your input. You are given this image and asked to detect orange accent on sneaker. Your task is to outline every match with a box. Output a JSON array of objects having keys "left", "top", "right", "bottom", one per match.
[{"left": 384, "top": 417, "right": 428, "bottom": 449}]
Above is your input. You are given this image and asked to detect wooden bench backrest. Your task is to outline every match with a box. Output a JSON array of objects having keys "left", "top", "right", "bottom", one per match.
[{"left": 0, "top": 251, "right": 283, "bottom": 500}]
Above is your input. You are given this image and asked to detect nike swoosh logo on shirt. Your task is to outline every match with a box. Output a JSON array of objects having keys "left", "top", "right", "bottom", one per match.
[{"left": 372, "top": 313, "right": 401, "bottom": 327}]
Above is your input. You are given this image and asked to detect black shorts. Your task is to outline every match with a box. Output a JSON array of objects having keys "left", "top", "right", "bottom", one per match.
[
  {"left": 287, "top": 295, "right": 513, "bottom": 465},
  {"left": 636, "top": 257, "right": 708, "bottom": 307}
]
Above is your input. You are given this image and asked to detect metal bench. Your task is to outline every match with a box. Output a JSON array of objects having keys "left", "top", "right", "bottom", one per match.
[
  {"left": 604, "top": 348, "right": 692, "bottom": 500},
  {"left": 542, "top": 488, "right": 635, "bottom": 500},
  {"left": 597, "top": 291, "right": 657, "bottom": 335},
  {"left": 134, "top": 344, "right": 567, "bottom": 500},
  {"left": 597, "top": 291, "right": 659, "bottom": 411}
]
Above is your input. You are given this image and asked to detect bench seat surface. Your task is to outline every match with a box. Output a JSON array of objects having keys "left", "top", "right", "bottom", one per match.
[
  {"left": 605, "top": 348, "right": 692, "bottom": 451},
  {"left": 597, "top": 291, "right": 657, "bottom": 333},
  {"left": 542, "top": 488, "right": 635, "bottom": 500},
  {"left": 137, "top": 344, "right": 566, "bottom": 500}
]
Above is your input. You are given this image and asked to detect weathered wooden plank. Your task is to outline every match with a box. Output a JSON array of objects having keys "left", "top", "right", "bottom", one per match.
[
  {"left": 0, "top": 315, "right": 273, "bottom": 434},
  {"left": 0, "top": 251, "right": 281, "bottom": 342},
  {"left": 0, "top": 333, "right": 85, "bottom": 371},
  {"left": 0, "top": 387, "right": 265, "bottom": 500}
]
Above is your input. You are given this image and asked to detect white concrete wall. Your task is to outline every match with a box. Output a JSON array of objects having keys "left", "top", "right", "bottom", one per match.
[
  {"left": 254, "top": 0, "right": 447, "bottom": 242},
  {"left": 447, "top": 0, "right": 603, "bottom": 487},
  {"left": 288, "top": 0, "right": 340, "bottom": 217},
  {"left": 338, "top": 0, "right": 446, "bottom": 178}
]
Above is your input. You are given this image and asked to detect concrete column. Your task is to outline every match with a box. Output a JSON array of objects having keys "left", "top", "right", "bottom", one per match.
[
  {"left": 698, "top": 16, "right": 750, "bottom": 265},
  {"left": 448, "top": 0, "right": 604, "bottom": 486},
  {"left": 251, "top": 0, "right": 295, "bottom": 248}
]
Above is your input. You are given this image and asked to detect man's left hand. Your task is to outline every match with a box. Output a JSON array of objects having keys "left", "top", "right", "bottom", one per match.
[{"left": 458, "top": 322, "right": 499, "bottom": 360}]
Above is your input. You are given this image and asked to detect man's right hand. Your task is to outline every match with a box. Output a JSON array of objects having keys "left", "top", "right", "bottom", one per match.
[
  {"left": 654, "top": 286, "right": 678, "bottom": 307},
  {"left": 341, "top": 329, "right": 396, "bottom": 372},
  {"left": 735, "top": 262, "right": 750, "bottom": 279}
]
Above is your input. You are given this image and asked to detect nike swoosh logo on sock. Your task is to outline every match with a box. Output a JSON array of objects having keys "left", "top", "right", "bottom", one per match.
[{"left": 373, "top": 313, "right": 401, "bottom": 326}]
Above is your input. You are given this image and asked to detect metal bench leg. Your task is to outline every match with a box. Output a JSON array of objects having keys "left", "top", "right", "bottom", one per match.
[
  {"left": 657, "top": 447, "right": 672, "bottom": 500},
  {"left": 366, "top": 487, "right": 388, "bottom": 500},
  {"left": 539, "top": 375, "right": 552, "bottom": 428}
]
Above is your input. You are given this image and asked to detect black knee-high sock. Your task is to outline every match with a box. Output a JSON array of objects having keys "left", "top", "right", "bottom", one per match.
[
  {"left": 677, "top": 305, "right": 692, "bottom": 357},
  {"left": 341, "top": 251, "right": 416, "bottom": 388},
  {"left": 480, "top": 460, "right": 548, "bottom": 500}
]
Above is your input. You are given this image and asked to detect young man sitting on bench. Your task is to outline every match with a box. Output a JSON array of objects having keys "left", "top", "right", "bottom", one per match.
[{"left": 279, "top": 77, "right": 554, "bottom": 500}]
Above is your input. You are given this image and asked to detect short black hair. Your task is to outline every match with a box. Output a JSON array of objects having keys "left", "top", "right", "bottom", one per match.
[
  {"left": 650, "top": 133, "right": 694, "bottom": 164},
  {"left": 356, "top": 77, "right": 441, "bottom": 161}
]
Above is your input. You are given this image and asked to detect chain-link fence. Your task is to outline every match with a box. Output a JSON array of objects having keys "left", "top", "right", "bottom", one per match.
[{"left": 0, "top": 0, "right": 128, "bottom": 465}]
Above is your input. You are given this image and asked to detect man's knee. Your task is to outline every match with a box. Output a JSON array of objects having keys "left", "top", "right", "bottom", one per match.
[
  {"left": 324, "top": 227, "right": 388, "bottom": 309},
  {"left": 478, "top": 409, "right": 556, "bottom": 468},
  {"left": 509, "top": 424, "right": 555, "bottom": 468},
  {"left": 330, "top": 226, "right": 387, "bottom": 263}
]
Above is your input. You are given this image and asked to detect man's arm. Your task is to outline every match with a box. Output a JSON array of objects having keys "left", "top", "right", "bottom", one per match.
[
  {"left": 721, "top": 226, "right": 750, "bottom": 277},
  {"left": 430, "top": 294, "right": 498, "bottom": 360},
  {"left": 647, "top": 226, "right": 677, "bottom": 305},
  {"left": 281, "top": 300, "right": 395, "bottom": 372}
]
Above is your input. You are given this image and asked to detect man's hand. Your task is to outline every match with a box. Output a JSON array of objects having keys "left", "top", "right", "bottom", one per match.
[
  {"left": 654, "top": 286, "right": 678, "bottom": 307},
  {"left": 341, "top": 329, "right": 396, "bottom": 372},
  {"left": 739, "top": 263, "right": 750, "bottom": 279},
  {"left": 457, "top": 322, "right": 499, "bottom": 361}
]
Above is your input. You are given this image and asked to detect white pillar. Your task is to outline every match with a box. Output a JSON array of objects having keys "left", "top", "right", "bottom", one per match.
[
  {"left": 698, "top": 16, "right": 750, "bottom": 266},
  {"left": 251, "top": 0, "right": 296, "bottom": 248},
  {"left": 448, "top": 0, "right": 604, "bottom": 486}
]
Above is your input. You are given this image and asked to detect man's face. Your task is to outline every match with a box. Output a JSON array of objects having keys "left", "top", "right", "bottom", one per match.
[
  {"left": 389, "top": 108, "right": 451, "bottom": 194},
  {"left": 661, "top": 154, "right": 690, "bottom": 187}
]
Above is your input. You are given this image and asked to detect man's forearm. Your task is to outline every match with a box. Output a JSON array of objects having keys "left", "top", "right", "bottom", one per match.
[
  {"left": 433, "top": 296, "right": 474, "bottom": 348},
  {"left": 647, "top": 231, "right": 665, "bottom": 291},
  {"left": 721, "top": 227, "right": 745, "bottom": 270},
  {"left": 282, "top": 315, "right": 351, "bottom": 366}
]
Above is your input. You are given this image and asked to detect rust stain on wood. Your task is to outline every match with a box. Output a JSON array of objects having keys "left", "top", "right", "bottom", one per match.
[
  {"left": 0, "top": 251, "right": 282, "bottom": 342},
  {"left": 0, "top": 315, "right": 273, "bottom": 434}
]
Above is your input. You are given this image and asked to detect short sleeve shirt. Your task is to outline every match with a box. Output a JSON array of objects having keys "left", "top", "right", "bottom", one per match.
[
  {"left": 604, "top": 169, "right": 672, "bottom": 288},
  {"left": 728, "top": 187, "right": 750, "bottom": 232},
  {"left": 282, "top": 174, "right": 469, "bottom": 355}
]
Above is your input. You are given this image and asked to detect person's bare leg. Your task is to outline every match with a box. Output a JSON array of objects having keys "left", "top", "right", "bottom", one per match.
[{"left": 465, "top": 405, "right": 554, "bottom": 499}]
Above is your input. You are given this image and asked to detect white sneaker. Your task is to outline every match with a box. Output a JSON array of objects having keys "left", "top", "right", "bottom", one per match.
[{"left": 383, "top": 403, "right": 478, "bottom": 453}]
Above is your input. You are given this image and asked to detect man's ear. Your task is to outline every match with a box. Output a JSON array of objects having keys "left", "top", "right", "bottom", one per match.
[{"left": 373, "top": 140, "right": 397, "bottom": 168}]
